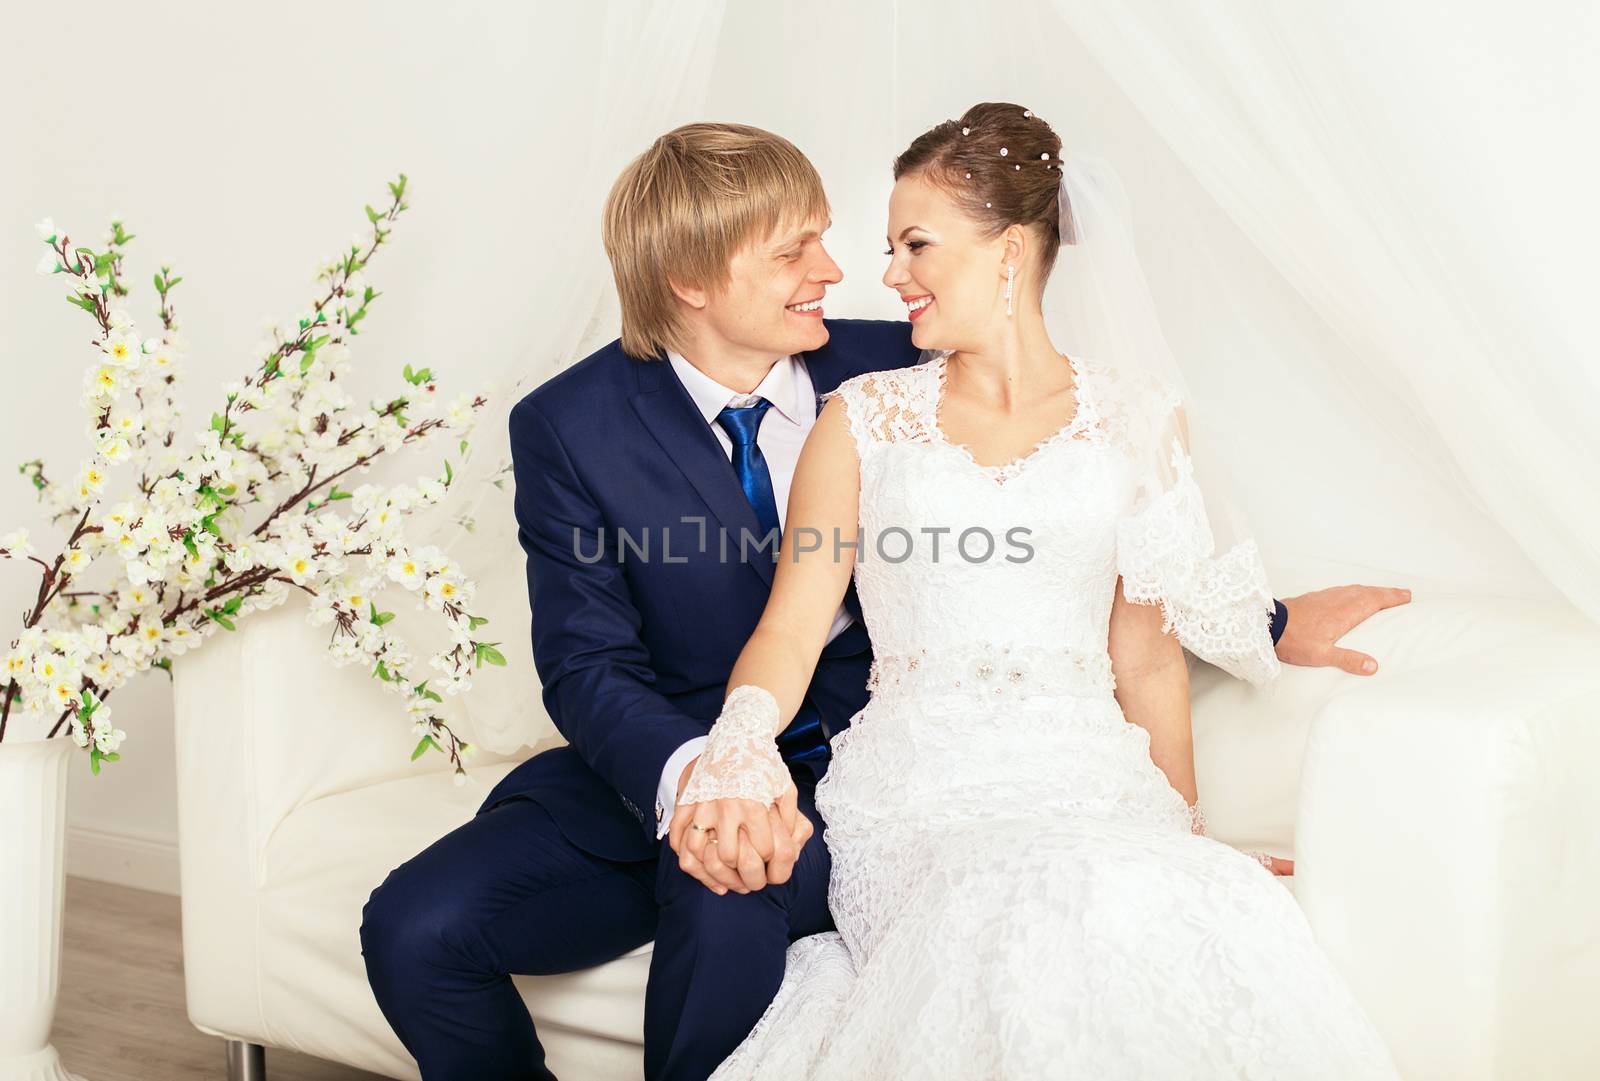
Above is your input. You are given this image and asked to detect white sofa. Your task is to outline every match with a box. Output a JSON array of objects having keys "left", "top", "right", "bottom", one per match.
[{"left": 173, "top": 590, "right": 1600, "bottom": 1081}]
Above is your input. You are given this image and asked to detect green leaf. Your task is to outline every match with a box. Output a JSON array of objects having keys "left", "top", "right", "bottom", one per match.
[
  {"left": 206, "top": 608, "right": 235, "bottom": 631},
  {"left": 474, "top": 642, "right": 507, "bottom": 668},
  {"left": 403, "top": 363, "right": 415, "bottom": 383},
  {"left": 210, "top": 412, "right": 226, "bottom": 434},
  {"left": 374, "top": 659, "right": 392, "bottom": 682},
  {"left": 368, "top": 601, "right": 396, "bottom": 627},
  {"left": 103, "top": 751, "right": 121, "bottom": 762},
  {"left": 410, "top": 734, "right": 436, "bottom": 761},
  {"left": 66, "top": 293, "right": 97, "bottom": 313},
  {"left": 300, "top": 351, "right": 317, "bottom": 375},
  {"left": 415, "top": 367, "right": 433, "bottom": 383},
  {"left": 364, "top": 203, "right": 382, "bottom": 224},
  {"left": 222, "top": 595, "right": 243, "bottom": 615},
  {"left": 442, "top": 459, "right": 453, "bottom": 485},
  {"left": 153, "top": 272, "right": 165, "bottom": 293},
  {"left": 326, "top": 485, "right": 351, "bottom": 501},
  {"left": 90, "top": 749, "right": 101, "bottom": 775},
  {"left": 468, "top": 615, "right": 489, "bottom": 630},
  {"left": 182, "top": 530, "right": 198, "bottom": 558}
]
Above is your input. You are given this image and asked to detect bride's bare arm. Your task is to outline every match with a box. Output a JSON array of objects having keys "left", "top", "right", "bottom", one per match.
[
  {"left": 1107, "top": 578, "right": 1197, "bottom": 806},
  {"left": 723, "top": 394, "right": 863, "bottom": 724},
  {"left": 667, "top": 396, "right": 861, "bottom": 891}
]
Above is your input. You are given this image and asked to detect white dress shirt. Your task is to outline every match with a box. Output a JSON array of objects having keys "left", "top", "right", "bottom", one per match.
[{"left": 654, "top": 351, "right": 855, "bottom": 838}]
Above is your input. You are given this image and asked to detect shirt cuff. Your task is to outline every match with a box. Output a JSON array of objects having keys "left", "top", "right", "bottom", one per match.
[
  {"left": 656, "top": 736, "right": 709, "bottom": 840},
  {"left": 1269, "top": 598, "right": 1289, "bottom": 646}
]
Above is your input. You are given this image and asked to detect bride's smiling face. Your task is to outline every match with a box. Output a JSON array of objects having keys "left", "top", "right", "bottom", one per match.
[{"left": 881, "top": 171, "right": 1008, "bottom": 352}]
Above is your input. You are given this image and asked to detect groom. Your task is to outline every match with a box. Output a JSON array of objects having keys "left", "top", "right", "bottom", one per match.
[{"left": 359, "top": 122, "right": 1411, "bottom": 1081}]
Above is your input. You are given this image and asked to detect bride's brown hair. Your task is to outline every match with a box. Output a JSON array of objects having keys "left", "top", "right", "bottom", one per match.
[{"left": 893, "top": 102, "right": 1074, "bottom": 291}]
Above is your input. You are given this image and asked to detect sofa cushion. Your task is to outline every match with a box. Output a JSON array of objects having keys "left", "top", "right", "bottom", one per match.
[{"left": 255, "top": 759, "right": 650, "bottom": 1077}]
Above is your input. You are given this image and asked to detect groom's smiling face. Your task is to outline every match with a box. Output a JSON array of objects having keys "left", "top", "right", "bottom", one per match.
[{"left": 695, "top": 214, "right": 842, "bottom": 362}]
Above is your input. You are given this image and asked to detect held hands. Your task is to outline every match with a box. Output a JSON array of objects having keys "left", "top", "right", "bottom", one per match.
[
  {"left": 667, "top": 776, "right": 813, "bottom": 895},
  {"left": 666, "top": 685, "right": 815, "bottom": 896},
  {"left": 1276, "top": 584, "right": 1412, "bottom": 675}
]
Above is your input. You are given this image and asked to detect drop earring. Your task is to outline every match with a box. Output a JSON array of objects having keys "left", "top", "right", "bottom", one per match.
[{"left": 1005, "top": 264, "right": 1015, "bottom": 317}]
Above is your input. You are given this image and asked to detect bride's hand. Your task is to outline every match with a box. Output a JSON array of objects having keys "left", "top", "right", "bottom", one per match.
[
  {"left": 1188, "top": 799, "right": 1295, "bottom": 876},
  {"left": 667, "top": 785, "right": 813, "bottom": 894}
]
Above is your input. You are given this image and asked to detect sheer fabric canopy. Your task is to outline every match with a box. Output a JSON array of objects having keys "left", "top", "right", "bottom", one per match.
[{"left": 416, "top": 0, "right": 1597, "bottom": 750}]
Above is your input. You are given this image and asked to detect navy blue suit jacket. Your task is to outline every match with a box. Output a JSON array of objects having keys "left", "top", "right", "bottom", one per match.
[{"left": 477, "top": 320, "right": 923, "bottom": 861}]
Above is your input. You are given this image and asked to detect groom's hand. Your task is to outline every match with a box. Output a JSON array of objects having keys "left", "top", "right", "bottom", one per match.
[
  {"left": 668, "top": 767, "right": 813, "bottom": 895},
  {"left": 1276, "top": 584, "right": 1412, "bottom": 675}
]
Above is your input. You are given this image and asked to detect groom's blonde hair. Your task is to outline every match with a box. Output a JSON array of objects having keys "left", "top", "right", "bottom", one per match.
[{"left": 603, "top": 122, "right": 830, "bottom": 360}]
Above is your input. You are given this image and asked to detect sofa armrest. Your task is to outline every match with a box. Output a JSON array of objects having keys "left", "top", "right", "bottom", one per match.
[
  {"left": 171, "top": 594, "right": 540, "bottom": 1040},
  {"left": 1295, "top": 634, "right": 1600, "bottom": 1081}
]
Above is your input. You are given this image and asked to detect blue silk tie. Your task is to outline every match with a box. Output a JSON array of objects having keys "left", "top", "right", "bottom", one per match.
[
  {"left": 714, "top": 399, "right": 781, "bottom": 545},
  {"left": 714, "top": 398, "right": 830, "bottom": 764}
]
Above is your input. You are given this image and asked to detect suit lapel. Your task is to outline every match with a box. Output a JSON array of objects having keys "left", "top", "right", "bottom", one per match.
[{"left": 630, "top": 357, "right": 775, "bottom": 590}]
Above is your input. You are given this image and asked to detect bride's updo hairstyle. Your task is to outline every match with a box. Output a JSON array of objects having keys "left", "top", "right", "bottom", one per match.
[{"left": 892, "top": 102, "right": 1075, "bottom": 297}]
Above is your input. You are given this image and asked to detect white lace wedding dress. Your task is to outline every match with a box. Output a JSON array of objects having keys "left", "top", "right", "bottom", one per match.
[{"left": 707, "top": 353, "right": 1401, "bottom": 1080}]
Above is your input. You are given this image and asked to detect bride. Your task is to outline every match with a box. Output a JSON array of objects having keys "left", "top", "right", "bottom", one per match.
[{"left": 671, "top": 103, "right": 1402, "bottom": 1079}]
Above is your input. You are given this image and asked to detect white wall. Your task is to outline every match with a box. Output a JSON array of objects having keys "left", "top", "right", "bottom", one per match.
[{"left": 1, "top": 1, "right": 1559, "bottom": 893}]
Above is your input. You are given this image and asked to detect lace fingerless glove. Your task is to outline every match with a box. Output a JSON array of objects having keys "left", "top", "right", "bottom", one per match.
[{"left": 678, "top": 684, "right": 790, "bottom": 805}]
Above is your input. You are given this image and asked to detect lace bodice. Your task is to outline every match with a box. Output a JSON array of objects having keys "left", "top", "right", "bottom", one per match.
[
  {"left": 822, "top": 352, "right": 1280, "bottom": 685},
  {"left": 702, "top": 357, "right": 1401, "bottom": 1081}
]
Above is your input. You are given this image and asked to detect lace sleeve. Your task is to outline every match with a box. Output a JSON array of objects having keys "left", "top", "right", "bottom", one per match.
[
  {"left": 1115, "top": 378, "right": 1281, "bottom": 686},
  {"left": 818, "top": 366, "right": 936, "bottom": 462},
  {"left": 678, "top": 684, "right": 791, "bottom": 805}
]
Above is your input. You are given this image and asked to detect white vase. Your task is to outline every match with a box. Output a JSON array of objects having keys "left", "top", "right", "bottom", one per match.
[{"left": 0, "top": 737, "right": 86, "bottom": 1081}]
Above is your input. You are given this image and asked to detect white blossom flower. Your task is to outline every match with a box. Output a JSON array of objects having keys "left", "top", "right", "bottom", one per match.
[
  {"left": 37, "top": 252, "right": 60, "bottom": 275},
  {"left": 88, "top": 365, "right": 121, "bottom": 398},
  {"left": 386, "top": 551, "right": 424, "bottom": 590},
  {"left": 1, "top": 528, "right": 33, "bottom": 558},
  {"left": 93, "top": 719, "right": 126, "bottom": 755},
  {"left": 167, "top": 625, "right": 199, "bottom": 655},
  {"left": 32, "top": 652, "right": 68, "bottom": 683},
  {"left": 99, "top": 437, "right": 132, "bottom": 465},
  {"left": 35, "top": 217, "right": 57, "bottom": 241},
  {"left": 283, "top": 545, "right": 316, "bottom": 585},
  {"left": 102, "top": 332, "right": 141, "bottom": 369},
  {"left": 51, "top": 680, "right": 81, "bottom": 710}
]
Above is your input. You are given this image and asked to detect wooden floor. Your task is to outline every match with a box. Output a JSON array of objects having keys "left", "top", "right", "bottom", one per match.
[{"left": 51, "top": 875, "right": 389, "bottom": 1081}]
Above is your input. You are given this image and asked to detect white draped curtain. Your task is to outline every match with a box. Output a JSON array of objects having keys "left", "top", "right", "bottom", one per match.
[
  {"left": 1055, "top": 0, "right": 1600, "bottom": 625},
  {"left": 411, "top": 0, "right": 1598, "bottom": 751}
]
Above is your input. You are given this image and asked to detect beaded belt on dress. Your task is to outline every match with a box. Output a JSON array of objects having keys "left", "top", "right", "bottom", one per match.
[{"left": 866, "top": 642, "right": 1117, "bottom": 700}]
